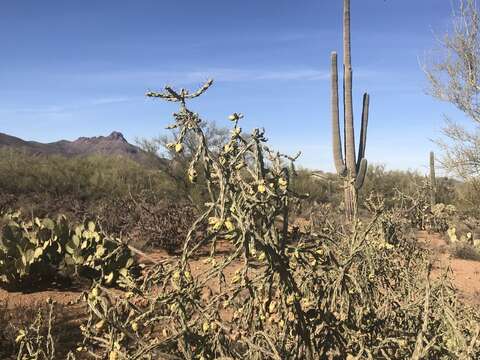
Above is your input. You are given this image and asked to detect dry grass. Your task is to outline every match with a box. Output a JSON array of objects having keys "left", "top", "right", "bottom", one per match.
[
  {"left": 0, "top": 300, "right": 86, "bottom": 360},
  {"left": 451, "top": 242, "right": 480, "bottom": 262}
]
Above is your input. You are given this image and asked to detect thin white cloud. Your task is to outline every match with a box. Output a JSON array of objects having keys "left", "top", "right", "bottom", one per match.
[
  {"left": 10, "top": 65, "right": 388, "bottom": 88},
  {"left": 0, "top": 106, "right": 67, "bottom": 115},
  {"left": 0, "top": 96, "right": 133, "bottom": 116},
  {"left": 62, "top": 67, "right": 331, "bottom": 85},
  {"left": 183, "top": 68, "right": 330, "bottom": 82},
  {"left": 88, "top": 97, "right": 132, "bottom": 106}
]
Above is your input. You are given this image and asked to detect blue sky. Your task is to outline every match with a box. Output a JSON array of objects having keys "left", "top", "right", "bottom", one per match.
[{"left": 0, "top": 0, "right": 468, "bottom": 173}]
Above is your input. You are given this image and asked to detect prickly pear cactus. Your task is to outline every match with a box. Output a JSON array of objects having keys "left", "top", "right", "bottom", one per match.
[
  {"left": 0, "top": 212, "right": 136, "bottom": 287},
  {"left": 0, "top": 212, "right": 69, "bottom": 284},
  {"left": 447, "top": 226, "right": 458, "bottom": 243},
  {"left": 64, "top": 221, "right": 136, "bottom": 287}
]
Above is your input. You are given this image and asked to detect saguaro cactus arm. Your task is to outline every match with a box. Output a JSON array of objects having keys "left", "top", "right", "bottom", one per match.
[
  {"left": 331, "top": 52, "right": 346, "bottom": 176},
  {"left": 355, "top": 158, "right": 368, "bottom": 190},
  {"left": 356, "top": 93, "right": 369, "bottom": 172}
]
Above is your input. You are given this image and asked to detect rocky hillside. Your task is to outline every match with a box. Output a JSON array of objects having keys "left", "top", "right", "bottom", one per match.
[{"left": 0, "top": 131, "right": 149, "bottom": 162}]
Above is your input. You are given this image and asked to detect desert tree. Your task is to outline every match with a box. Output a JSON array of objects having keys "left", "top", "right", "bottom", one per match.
[{"left": 423, "top": 0, "right": 480, "bottom": 178}]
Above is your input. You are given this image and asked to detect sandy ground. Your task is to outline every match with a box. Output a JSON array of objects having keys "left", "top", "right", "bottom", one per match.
[
  {"left": 1, "top": 233, "right": 479, "bottom": 309},
  {"left": 0, "top": 240, "right": 240, "bottom": 309},
  {"left": 417, "top": 230, "right": 480, "bottom": 305}
]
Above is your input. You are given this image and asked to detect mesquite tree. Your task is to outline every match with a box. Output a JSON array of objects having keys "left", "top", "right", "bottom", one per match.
[
  {"left": 331, "top": 0, "right": 370, "bottom": 221},
  {"left": 424, "top": 0, "right": 480, "bottom": 178}
]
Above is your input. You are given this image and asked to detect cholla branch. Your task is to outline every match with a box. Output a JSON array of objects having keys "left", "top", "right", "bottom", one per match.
[{"left": 146, "top": 79, "right": 214, "bottom": 103}]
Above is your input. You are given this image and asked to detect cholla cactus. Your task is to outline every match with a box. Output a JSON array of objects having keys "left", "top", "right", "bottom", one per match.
[{"left": 331, "top": 0, "right": 369, "bottom": 221}]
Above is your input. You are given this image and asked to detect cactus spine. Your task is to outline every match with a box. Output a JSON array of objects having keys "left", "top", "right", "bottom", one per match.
[
  {"left": 331, "top": 0, "right": 369, "bottom": 221},
  {"left": 430, "top": 151, "right": 436, "bottom": 207}
]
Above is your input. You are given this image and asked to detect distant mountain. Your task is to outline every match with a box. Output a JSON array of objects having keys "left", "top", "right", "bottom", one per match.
[{"left": 0, "top": 131, "right": 151, "bottom": 163}]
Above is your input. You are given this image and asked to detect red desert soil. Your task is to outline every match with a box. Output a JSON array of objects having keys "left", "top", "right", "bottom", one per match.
[
  {"left": 1, "top": 234, "right": 479, "bottom": 309},
  {"left": 417, "top": 230, "right": 480, "bottom": 306},
  {"left": 0, "top": 240, "right": 241, "bottom": 309}
]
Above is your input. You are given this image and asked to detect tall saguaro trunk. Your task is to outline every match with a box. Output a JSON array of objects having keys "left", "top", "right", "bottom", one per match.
[
  {"left": 331, "top": 0, "right": 370, "bottom": 222},
  {"left": 429, "top": 151, "right": 437, "bottom": 207},
  {"left": 344, "top": 183, "right": 357, "bottom": 221},
  {"left": 343, "top": 0, "right": 355, "bottom": 177}
]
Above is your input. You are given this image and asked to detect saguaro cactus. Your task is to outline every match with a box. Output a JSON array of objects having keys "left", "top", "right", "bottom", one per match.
[
  {"left": 430, "top": 151, "right": 436, "bottom": 207},
  {"left": 331, "top": 0, "right": 370, "bottom": 221}
]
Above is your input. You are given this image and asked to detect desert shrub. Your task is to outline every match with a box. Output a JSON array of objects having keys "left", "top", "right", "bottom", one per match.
[
  {"left": 390, "top": 180, "right": 459, "bottom": 234},
  {"left": 293, "top": 165, "right": 457, "bottom": 221},
  {"left": 361, "top": 164, "right": 422, "bottom": 206},
  {"left": 0, "top": 194, "right": 16, "bottom": 214},
  {"left": 14, "top": 300, "right": 79, "bottom": 360},
  {"left": 0, "top": 149, "right": 179, "bottom": 217},
  {"left": 454, "top": 178, "right": 480, "bottom": 217},
  {"left": 15, "top": 299, "right": 62, "bottom": 359},
  {"left": 291, "top": 169, "right": 341, "bottom": 205},
  {"left": 444, "top": 219, "right": 480, "bottom": 261},
  {"left": 0, "top": 150, "right": 198, "bottom": 253},
  {"left": 450, "top": 216, "right": 480, "bottom": 244},
  {"left": 436, "top": 176, "right": 458, "bottom": 205},
  {"left": 129, "top": 197, "right": 199, "bottom": 253},
  {"left": 427, "top": 203, "right": 458, "bottom": 232},
  {"left": 450, "top": 242, "right": 480, "bottom": 262},
  {"left": 0, "top": 301, "right": 11, "bottom": 358},
  {"left": 94, "top": 190, "right": 199, "bottom": 253},
  {"left": 1, "top": 300, "right": 83, "bottom": 360},
  {"left": 0, "top": 149, "right": 207, "bottom": 254},
  {"left": 360, "top": 164, "right": 457, "bottom": 210}
]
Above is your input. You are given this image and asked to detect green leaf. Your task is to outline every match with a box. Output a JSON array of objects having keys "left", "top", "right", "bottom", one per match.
[
  {"left": 42, "top": 218, "right": 55, "bottom": 230},
  {"left": 64, "top": 254, "right": 75, "bottom": 266},
  {"left": 34, "top": 247, "right": 43, "bottom": 259},
  {"left": 73, "top": 255, "right": 84, "bottom": 264},
  {"left": 72, "top": 234, "right": 80, "bottom": 247},
  {"left": 95, "top": 245, "right": 106, "bottom": 258},
  {"left": 25, "top": 249, "right": 34, "bottom": 264},
  {"left": 119, "top": 268, "right": 128, "bottom": 277},
  {"left": 125, "top": 257, "right": 134, "bottom": 269},
  {"left": 88, "top": 221, "right": 96, "bottom": 232},
  {"left": 65, "top": 241, "right": 75, "bottom": 254},
  {"left": 74, "top": 226, "right": 83, "bottom": 238},
  {"left": 105, "top": 272, "right": 114, "bottom": 284}
]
